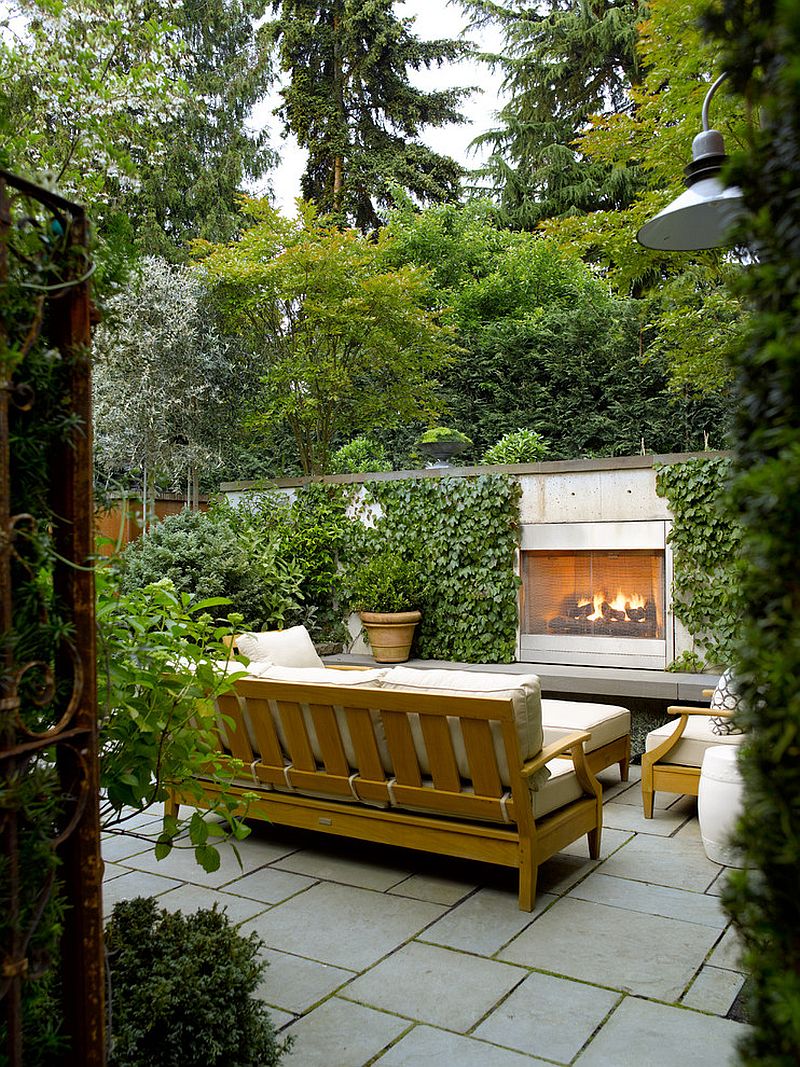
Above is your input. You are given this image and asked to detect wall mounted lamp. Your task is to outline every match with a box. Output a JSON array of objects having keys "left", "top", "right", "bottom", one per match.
[{"left": 636, "top": 72, "right": 744, "bottom": 251}]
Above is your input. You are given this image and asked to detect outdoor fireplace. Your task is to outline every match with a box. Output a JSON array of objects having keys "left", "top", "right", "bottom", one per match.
[{"left": 519, "top": 521, "right": 671, "bottom": 669}]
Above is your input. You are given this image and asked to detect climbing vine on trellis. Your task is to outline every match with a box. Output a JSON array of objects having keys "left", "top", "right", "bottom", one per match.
[
  {"left": 362, "top": 474, "right": 522, "bottom": 662},
  {"left": 655, "top": 456, "right": 742, "bottom": 671}
]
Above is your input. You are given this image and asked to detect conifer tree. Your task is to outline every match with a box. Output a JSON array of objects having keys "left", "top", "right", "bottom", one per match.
[
  {"left": 123, "top": 0, "right": 275, "bottom": 260},
  {"left": 269, "top": 0, "right": 469, "bottom": 230},
  {"left": 469, "top": 0, "right": 645, "bottom": 229}
]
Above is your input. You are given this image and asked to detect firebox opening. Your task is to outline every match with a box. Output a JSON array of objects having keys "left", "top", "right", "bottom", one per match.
[{"left": 523, "top": 549, "right": 665, "bottom": 641}]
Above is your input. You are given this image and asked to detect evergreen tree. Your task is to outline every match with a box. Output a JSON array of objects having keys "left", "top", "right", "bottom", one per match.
[
  {"left": 269, "top": 0, "right": 469, "bottom": 230},
  {"left": 123, "top": 0, "right": 275, "bottom": 261},
  {"left": 469, "top": 0, "right": 645, "bottom": 229}
]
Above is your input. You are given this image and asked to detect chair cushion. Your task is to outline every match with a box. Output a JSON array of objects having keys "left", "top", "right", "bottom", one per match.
[
  {"left": 709, "top": 669, "right": 744, "bottom": 736},
  {"left": 532, "top": 758, "right": 586, "bottom": 818},
  {"left": 236, "top": 625, "right": 324, "bottom": 668},
  {"left": 645, "top": 714, "right": 745, "bottom": 768},
  {"left": 377, "top": 666, "right": 543, "bottom": 786},
  {"left": 541, "top": 699, "right": 630, "bottom": 754}
]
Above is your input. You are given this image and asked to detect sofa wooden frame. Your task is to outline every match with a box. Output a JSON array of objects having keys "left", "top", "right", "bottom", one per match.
[{"left": 167, "top": 675, "right": 603, "bottom": 911}]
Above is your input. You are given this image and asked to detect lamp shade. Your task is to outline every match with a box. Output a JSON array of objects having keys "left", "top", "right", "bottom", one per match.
[{"left": 636, "top": 176, "right": 744, "bottom": 250}]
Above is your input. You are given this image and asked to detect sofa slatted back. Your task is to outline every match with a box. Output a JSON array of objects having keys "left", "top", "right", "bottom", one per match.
[{"left": 215, "top": 678, "right": 529, "bottom": 825}]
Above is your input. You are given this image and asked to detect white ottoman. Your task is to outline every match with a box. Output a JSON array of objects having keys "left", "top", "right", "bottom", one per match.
[{"left": 698, "top": 745, "right": 746, "bottom": 866}]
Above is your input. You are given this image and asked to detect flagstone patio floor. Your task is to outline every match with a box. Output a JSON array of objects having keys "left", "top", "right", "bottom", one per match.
[{"left": 102, "top": 764, "right": 750, "bottom": 1066}]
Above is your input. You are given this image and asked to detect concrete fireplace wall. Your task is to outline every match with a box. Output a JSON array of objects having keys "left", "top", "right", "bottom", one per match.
[{"left": 221, "top": 451, "right": 721, "bottom": 667}]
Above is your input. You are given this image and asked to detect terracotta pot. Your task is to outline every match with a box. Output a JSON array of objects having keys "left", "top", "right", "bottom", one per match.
[{"left": 359, "top": 610, "right": 421, "bottom": 663}]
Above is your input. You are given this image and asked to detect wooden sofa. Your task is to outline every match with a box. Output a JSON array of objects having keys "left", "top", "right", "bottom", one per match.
[{"left": 167, "top": 670, "right": 604, "bottom": 911}]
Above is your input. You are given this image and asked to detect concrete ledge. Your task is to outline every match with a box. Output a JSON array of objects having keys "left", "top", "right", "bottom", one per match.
[{"left": 323, "top": 654, "right": 717, "bottom": 705}]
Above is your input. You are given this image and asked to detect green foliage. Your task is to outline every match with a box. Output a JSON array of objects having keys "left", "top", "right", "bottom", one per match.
[
  {"left": 268, "top": 0, "right": 467, "bottom": 229},
  {"left": 329, "top": 436, "right": 392, "bottom": 474},
  {"left": 416, "top": 427, "right": 473, "bottom": 445},
  {"left": 362, "top": 475, "right": 521, "bottom": 662},
  {"left": 96, "top": 569, "right": 252, "bottom": 868},
  {"left": 384, "top": 200, "right": 729, "bottom": 458},
  {"left": 118, "top": 505, "right": 304, "bottom": 631},
  {"left": 703, "top": 0, "right": 800, "bottom": 1058},
  {"left": 195, "top": 200, "right": 455, "bottom": 473},
  {"left": 346, "top": 551, "right": 426, "bottom": 613},
  {"left": 481, "top": 429, "right": 549, "bottom": 465},
  {"left": 105, "top": 897, "right": 289, "bottom": 1067},
  {"left": 655, "top": 457, "right": 742, "bottom": 672},
  {"left": 121, "top": 0, "right": 275, "bottom": 262},
  {"left": 540, "top": 0, "right": 748, "bottom": 395},
  {"left": 469, "top": 0, "right": 645, "bottom": 229}
]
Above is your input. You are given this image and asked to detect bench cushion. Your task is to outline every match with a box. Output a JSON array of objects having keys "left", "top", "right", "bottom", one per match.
[
  {"left": 236, "top": 625, "right": 324, "bottom": 668},
  {"left": 645, "top": 715, "right": 745, "bottom": 768},
  {"left": 541, "top": 699, "right": 630, "bottom": 754},
  {"left": 378, "top": 666, "right": 543, "bottom": 786}
]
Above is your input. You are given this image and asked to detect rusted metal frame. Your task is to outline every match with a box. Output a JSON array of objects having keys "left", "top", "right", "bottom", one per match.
[
  {"left": 0, "top": 174, "right": 105, "bottom": 1064},
  {"left": 49, "top": 206, "right": 105, "bottom": 1067},
  {"left": 0, "top": 168, "right": 24, "bottom": 1067}
]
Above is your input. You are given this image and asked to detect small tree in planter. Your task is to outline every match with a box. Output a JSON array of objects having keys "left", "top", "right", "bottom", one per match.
[
  {"left": 346, "top": 551, "right": 426, "bottom": 662},
  {"left": 414, "top": 426, "right": 473, "bottom": 466}
]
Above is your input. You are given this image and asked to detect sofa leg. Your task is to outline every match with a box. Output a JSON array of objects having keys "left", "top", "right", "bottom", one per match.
[
  {"left": 587, "top": 825, "right": 602, "bottom": 860},
  {"left": 642, "top": 788, "right": 655, "bottom": 819},
  {"left": 518, "top": 844, "right": 536, "bottom": 912},
  {"left": 165, "top": 794, "right": 179, "bottom": 822},
  {"left": 619, "top": 746, "right": 631, "bottom": 782}
]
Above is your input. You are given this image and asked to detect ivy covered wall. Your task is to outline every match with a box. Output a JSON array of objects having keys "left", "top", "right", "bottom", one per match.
[{"left": 364, "top": 475, "right": 522, "bottom": 663}]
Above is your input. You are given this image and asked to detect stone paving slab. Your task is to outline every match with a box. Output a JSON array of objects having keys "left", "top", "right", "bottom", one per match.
[
  {"left": 341, "top": 941, "right": 525, "bottom": 1033},
  {"left": 119, "top": 833, "right": 297, "bottom": 889},
  {"left": 281, "top": 996, "right": 409, "bottom": 1067},
  {"left": 573, "top": 995, "right": 748, "bottom": 1066},
  {"left": 240, "top": 882, "right": 447, "bottom": 971},
  {"left": 102, "top": 868, "right": 182, "bottom": 916},
  {"left": 569, "top": 871, "right": 728, "bottom": 928},
  {"left": 374, "top": 1024, "right": 550, "bottom": 1065},
  {"left": 682, "top": 965, "right": 746, "bottom": 1015},
  {"left": 386, "top": 870, "right": 476, "bottom": 906},
  {"left": 499, "top": 896, "right": 721, "bottom": 1002},
  {"left": 596, "top": 832, "right": 722, "bottom": 892},
  {"left": 257, "top": 948, "right": 355, "bottom": 1014},
  {"left": 473, "top": 970, "right": 621, "bottom": 1064},
  {"left": 156, "top": 883, "right": 270, "bottom": 925},
  {"left": 270, "top": 845, "right": 413, "bottom": 892},
  {"left": 420, "top": 887, "right": 549, "bottom": 957}
]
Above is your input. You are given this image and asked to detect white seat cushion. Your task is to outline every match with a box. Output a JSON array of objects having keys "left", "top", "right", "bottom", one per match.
[
  {"left": 645, "top": 714, "right": 745, "bottom": 768},
  {"left": 541, "top": 699, "right": 630, "bottom": 754},
  {"left": 533, "top": 758, "right": 586, "bottom": 818},
  {"left": 377, "top": 666, "right": 543, "bottom": 785},
  {"left": 236, "top": 625, "right": 324, "bottom": 668}
]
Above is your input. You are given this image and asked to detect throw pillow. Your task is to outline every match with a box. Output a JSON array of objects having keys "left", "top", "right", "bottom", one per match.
[
  {"left": 236, "top": 625, "right": 324, "bottom": 668},
  {"left": 709, "top": 668, "right": 744, "bottom": 736}
]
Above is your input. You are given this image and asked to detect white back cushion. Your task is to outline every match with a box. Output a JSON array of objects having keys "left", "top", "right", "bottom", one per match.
[
  {"left": 378, "top": 666, "right": 543, "bottom": 785},
  {"left": 236, "top": 626, "right": 324, "bottom": 668}
]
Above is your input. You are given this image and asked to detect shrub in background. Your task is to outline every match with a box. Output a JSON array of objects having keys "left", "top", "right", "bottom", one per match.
[
  {"left": 481, "top": 429, "right": 549, "bottom": 465},
  {"left": 345, "top": 549, "right": 426, "bottom": 613},
  {"left": 118, "top": 501, "right": 304, "bottom": 630},
  {"left": 329, "top": 436, "right": 392, "bottom": 473},
  {"left": 105, "top": 897, "right": 289, "bottom": 1067}
]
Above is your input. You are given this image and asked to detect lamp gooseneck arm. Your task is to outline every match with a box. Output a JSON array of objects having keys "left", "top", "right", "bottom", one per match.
[{"left": 702, "top": 72, "right": 729, "bottom": 131}]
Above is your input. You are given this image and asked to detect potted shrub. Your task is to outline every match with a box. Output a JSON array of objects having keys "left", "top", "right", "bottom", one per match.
[
  {"left": 415, "top": 426, "right": 473, "bottom": 466},
  {"left": 347, "top": 551, "right": 425, "bottom": 662}
]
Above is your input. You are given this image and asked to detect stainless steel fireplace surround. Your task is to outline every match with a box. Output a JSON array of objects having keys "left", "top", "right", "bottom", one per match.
[{"left": 519, "top": 521, "right": 673, "bottom": 670}]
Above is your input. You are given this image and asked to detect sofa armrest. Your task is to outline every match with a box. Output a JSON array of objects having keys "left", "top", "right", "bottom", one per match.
[{"left": 520, "top": 730, "right": 592, "bottom": 777}]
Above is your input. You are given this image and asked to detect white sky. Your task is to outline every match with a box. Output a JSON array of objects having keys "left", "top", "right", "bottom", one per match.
[{"left": 248, "top": 0, "right": 507, "bottom": 214}]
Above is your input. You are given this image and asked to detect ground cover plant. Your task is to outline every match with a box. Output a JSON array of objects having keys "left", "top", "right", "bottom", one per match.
[{"left": 105, "top": 897, "right": 289, "bottom": 1067}]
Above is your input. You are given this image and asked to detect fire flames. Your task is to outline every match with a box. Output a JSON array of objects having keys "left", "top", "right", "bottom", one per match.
[{"left": 579, "top": 592, "right": 647, "bottom": 623}]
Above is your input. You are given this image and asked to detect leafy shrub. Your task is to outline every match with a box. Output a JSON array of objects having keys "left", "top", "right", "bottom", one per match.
[
  {"left": 345, "top": 550, "right": 426, "bottom": 612},
  {"left": 119, "top": 503, "right": 303, "bottom": 630},
  {"left": 105, "top": 897, "right": 290, "bottom": 1067},
  {"left": 481, "top": 429, "right": 549, "bottom": 465},
  {"left": 97, "top": 569, "right": 251, "bottom": 867},
  {"left": 329, "top": 436, "right": 392, "bottom": 473}
]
